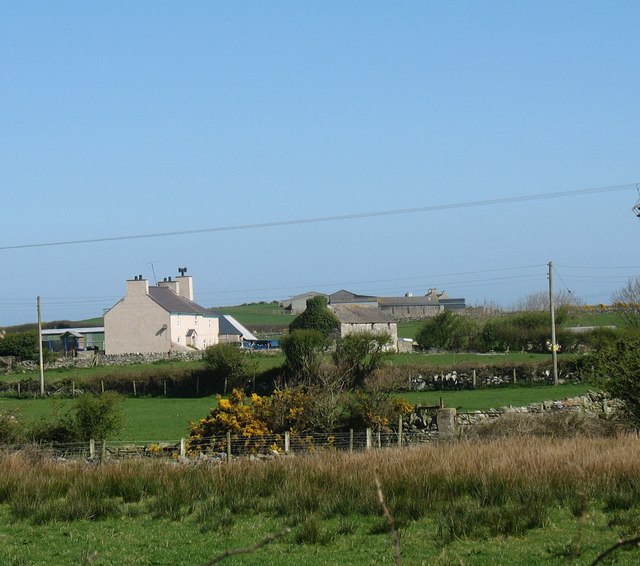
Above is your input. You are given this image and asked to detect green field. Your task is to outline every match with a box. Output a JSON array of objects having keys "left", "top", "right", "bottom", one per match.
[
  {"left": 213, "top": 301, "right": 294, "bottom": 328},
  {"left": 0, "top": 383, "right": 591, "bottom": 441}
]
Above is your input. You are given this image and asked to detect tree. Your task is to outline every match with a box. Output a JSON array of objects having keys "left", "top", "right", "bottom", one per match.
[
  {"left": 415, "top": 311, "right": 478, "bottom": 352},
  {"left": 280, "top": 329, "right": 328, "bottom": 384},
  {"left": 590, "top": 337, "right": 640, "bottom": 424},
  {"left": 512, "top": 290, "right": 583, "bottom": 312},
  {"left": 203, "top": 343, "right": 254, "bottom": 394},
  {"left": 289, "top": 296, "right": 340, "bottom": 338},
  {"left": 0, "top": 330, "right": 39, "bottom": 361},
  {"left": 612, "top": 276, "right": 640, "bottom": 328},
  {"left": 333, "top": 331, "right": 392, "bottom": 387},
  {"left": 74, "top": 392, "right": 124, "bottom": 441}
]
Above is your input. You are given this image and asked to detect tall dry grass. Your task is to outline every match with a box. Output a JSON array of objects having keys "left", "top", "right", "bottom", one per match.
[{"left": 1, "top": 436, "right": 640, "bottom": 539}]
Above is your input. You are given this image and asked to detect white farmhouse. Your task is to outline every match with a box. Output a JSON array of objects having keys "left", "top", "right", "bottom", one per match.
[{"left": 104, "top": 272, "right": 219, "bottom": 355}]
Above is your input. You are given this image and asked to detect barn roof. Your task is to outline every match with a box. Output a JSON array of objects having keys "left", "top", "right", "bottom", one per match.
[{"left": 330, "top": 304, "right": 395, "bottom": 324}]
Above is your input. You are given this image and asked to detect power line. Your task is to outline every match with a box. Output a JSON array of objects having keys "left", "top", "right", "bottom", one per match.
[{"left": 0, "top": 183, "right": 635, "bottom": 251}]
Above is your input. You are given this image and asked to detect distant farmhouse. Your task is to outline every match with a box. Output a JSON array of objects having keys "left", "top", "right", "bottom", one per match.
[
  {"left": 104, "top": 271, "right": 219, "bottom": 355},
  {"left": 281, "top": 288, "right": 465, "bottom": 319},
  {"left": 330, "top": 304, "right": 398, "bottom": 352}
]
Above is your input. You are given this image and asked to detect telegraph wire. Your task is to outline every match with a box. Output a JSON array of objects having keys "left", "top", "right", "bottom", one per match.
[{"left": 0, "top": 183, "right": 635, "bottom": 251}]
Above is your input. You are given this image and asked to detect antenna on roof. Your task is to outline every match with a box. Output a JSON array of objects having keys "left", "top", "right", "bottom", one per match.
[
  {"left": 178, "top": 267, "right": 188, "bottom": 276},
  {"left": 633, "top": 185, "right": 640, "bottom": 218},
  {"left": 146, "top": 260, "right": 161, "bottom": 285}
]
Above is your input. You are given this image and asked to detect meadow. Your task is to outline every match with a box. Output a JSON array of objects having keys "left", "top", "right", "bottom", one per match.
[
  {"left": 0, "top": 383, "right": 591, "bottom": 441},
  {"left": 0, "top": 436, "right": 639, "bottom": 564}
]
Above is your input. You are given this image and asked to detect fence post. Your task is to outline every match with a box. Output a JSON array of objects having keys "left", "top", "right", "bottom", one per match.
[
  {"left": 513, "top": 368, "right": 517, "bottom": 384},
  {"left": 72, "top": 381, "right": 75, "bottom": 396},
  {"left": 100, "top": 440, "right": 106, "bottom": 462},
  {"left": 366, "top": 428, "right": 372, "bottom": 450},
  {"left": 17, "top": 382, "right": 20, "bottom": 397},
  {"left": 133, "top": 380, "right": 137, "bottom": 396},
  {"left": 398, "top": 414, "right": 403, "bottom": 448},
  {"left": 89, "top": 439, "right": 95, "bottom": 460},
  {"left": 377, "top": 430, "right": 381, "bottom": 449},
  {"left": 163, "top": 380, "right": 167, "bottom": 396},
  {"left": 284, "top": 431, "right": 290, "bottom": 454},
  {"left": 226, "top": 432, "right": 232, "bottom": 463},
  {"left": 472, "top": 369, "right": 477, "bottom": 388},
  {"left": 101, "top": 380, "right": 104, "bottom": 393},
  {"left": 437, "top": 408, "right": 457, "bottom": 439},
  {"left": 349, "top": 429, "right": 354, "bottom": 453},
  {"left": 180, "top": 438, "right": 186, "bottom": 458}
]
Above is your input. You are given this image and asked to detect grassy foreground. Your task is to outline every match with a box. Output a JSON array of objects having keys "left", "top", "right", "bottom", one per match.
[{"left": 0, "top": 436, "right": 639, "bottom": 564}]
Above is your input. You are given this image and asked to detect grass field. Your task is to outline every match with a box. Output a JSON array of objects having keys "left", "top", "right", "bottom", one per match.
[
  {"left": 0, "top": 437, "right": 639, "bottom": 565},
  {"left": 0, "top": 383, "right": 591, "bottom": 441}
]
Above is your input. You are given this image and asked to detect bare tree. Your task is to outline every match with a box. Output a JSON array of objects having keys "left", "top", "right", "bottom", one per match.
[
  {"left": 611, "top": 276, "right": 640, "bottom": 327},
  {"left": 512, "top": 290, "right": 583, "bottom": 312}
]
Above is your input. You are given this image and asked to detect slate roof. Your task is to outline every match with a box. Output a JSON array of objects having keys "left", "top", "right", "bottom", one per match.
[
  {"left": 330, "top": 304, "right": 396, "bottom": 324},
  {"left": 148, "top": 286, "right": 215, "bottom": 316}
]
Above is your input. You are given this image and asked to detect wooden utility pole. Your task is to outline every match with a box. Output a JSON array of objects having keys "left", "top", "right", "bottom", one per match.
[
  {"left": 548, "top": 262, "right": 559, "bottom": 386},
  {"left": 37, "top": 296, "right": 45, "bottom": 395}
]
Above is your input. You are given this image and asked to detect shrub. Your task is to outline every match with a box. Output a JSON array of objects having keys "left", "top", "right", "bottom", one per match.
[
  {"left": 74, "top": 392, "right": 124, "bottom": 441},
  {"left": 280, "top": 330, "right": 328, "bottom": 384},
  {"left": 333, "top": 331, "right": 391, "bottom": 387},
  {"left": 415, "top": 311, "right": 478, "bottom": 352},
  {"left": 0, "top": 331, "right": 39, "bottom": 361},
  {"left": 289, "top": 296, "right": 340, "bottom": 338},
  {"left": 203, "top": 343, "right": 255, "bottom": 394}
]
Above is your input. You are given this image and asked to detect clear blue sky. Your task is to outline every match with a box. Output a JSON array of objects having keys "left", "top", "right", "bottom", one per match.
[{"left": 1, "top": 1, "right": 639, "bottom": 325}]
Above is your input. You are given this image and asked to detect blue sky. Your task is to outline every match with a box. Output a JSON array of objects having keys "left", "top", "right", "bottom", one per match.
[{"left": 1, "top": 1, "right": 639, "bottom": 325}]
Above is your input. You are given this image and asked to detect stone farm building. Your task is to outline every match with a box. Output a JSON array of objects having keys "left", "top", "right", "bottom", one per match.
[
  {"left": 330, "top": 304, "right": 398, "bottom": 352},
  {"left": 104, "top": 273, "right": 219, "bottom": 355},
  {"left": 281, "top": 288, "right": 465, "bottom": 319}
]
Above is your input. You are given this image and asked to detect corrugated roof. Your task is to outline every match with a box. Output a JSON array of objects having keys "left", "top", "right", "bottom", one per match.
[
  {"left": 148, "top": 286, "right": 214, "bottom": 316},
  {"left": 221, "top": 315, "right": 258, "bottom": 341},
  {"left": 330, "top": 304, "right": 396, "bottom": 324},
  {"left": 42, "top": 327, "right": 104, "bottom": 335}
]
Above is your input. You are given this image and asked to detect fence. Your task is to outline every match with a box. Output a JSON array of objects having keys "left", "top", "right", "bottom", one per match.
[{"left": 0, "top": 428, "right": 440, "bottom": 462}]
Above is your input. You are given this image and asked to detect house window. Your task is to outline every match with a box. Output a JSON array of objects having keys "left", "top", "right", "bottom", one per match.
[
  {"left": 177, "top": 336, "right": 181, "bottom": 343},
  {"left": 177, "top": 315, "right": 181, "bottom": 327}
]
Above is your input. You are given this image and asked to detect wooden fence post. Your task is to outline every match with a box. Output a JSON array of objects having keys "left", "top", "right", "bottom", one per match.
[
  {"left": 133, "top": 380, "right": 137, "bottom": 396},
  {"left": 284, "top": 431, "right": 290, "bottom": 454},
  {"left": 349, "top": 429, "right": 354, "bottom": 453},
  {"left": 366, "top": 428, "right": 372, "bottom": 450},
  {"left": 513, "top": 368, "right": 517, "bottom": 384},
  {"left": 398, "top": 414, "right": 403, "bottom": 448},
  {"left": 377, "top": 430, "right": 381, "bottom": 449},
  {"left": 17, "top": 382, "right": 20, "bottom": 397},
  {"left": 101, "top": 380, "right": 104, "bottom": 393},
  {"left": 163, "top": 380, "right": 167, "bottom": 396},
  {"left": 72, "top": 381, "right": 75, "bottom": 396},
  {"left": 472, "top": 369, "right": 477, "bottom": 388},
  {"left": 180, "top": 438, "right": 186, "bottom": 458},
  {"left": 89, "top": 439, "right": 95, "bottom": 460},
  {"left": 226, "top": 432, "right": 232, "bottom": 463}
]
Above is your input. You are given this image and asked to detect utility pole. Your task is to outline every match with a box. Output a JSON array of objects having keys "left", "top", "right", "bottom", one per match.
[
  {"left": 37, "top": 296, "right": 45, "bottom": 396},
  {"left": 548, "top": 261, "right": 559, "bottom": 386}
]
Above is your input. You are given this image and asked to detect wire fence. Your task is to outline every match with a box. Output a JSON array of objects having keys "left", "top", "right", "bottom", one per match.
[{"left": 0, "top": 429, "right": 440, "bottom": 462}]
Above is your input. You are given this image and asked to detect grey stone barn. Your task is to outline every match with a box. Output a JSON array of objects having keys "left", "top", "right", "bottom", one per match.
[{"left": 330, "top": 304, "right": 398, "bottom": 352}]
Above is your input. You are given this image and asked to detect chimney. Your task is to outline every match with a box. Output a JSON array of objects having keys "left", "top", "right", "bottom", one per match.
[
  {"left": 176, "top": 272, "right": 194, "bottom": 301},
  {"left": 158, "top": 276, "right": 179, "bottom": 295},
  {"left": 126, "top": 275, "right": 149, "bottom": 296}
]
